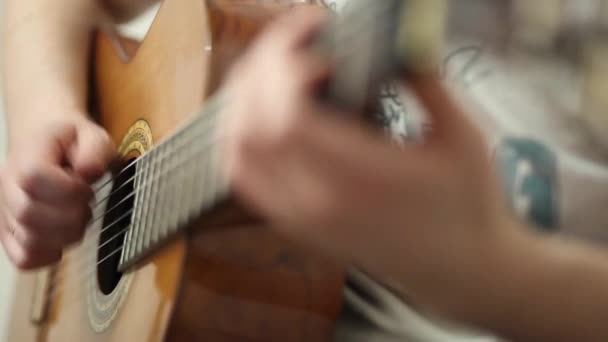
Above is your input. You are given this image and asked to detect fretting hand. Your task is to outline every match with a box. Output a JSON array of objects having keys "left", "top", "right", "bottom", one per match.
[{"left": 219, "top": 6, "right": 517, "bottom": 312}]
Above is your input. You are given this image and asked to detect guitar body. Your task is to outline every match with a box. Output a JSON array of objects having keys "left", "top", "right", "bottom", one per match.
[{"left": 7, "top": 1, "right": 344, "bottom": 341}]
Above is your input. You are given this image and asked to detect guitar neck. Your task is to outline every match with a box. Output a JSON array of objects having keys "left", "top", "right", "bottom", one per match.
[{"left": 119, "top": 95, "right": 229, "bottom": 270}]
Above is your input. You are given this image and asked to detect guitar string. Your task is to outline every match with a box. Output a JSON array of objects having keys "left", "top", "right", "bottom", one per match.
[
  {"left": 56, "top": 147, "right": 228, "bottom": 314},
  {"left": 48, "top": 0, "right": 399, "bottom": 306},
  {"left": 45, "top": 115, "right": 223, "bottom": 302},
  {"left": 50, "top": 127, "right": 219, "bottom": 291},
  {"left": 49, "top": 232, "right": 150, "bottom": 315},
  {"left": 49, "top": 103, "right": 221, "bottom": 271},
  {"left": 90, "top": 158, "right": 137, "bottom": 196},
  {"left": 80, "top": 110, "right": 219, "bottom": 245},
  {"left": 46, "top": 90, "right": 228, "bottom": 294},
  {"left": 88, "top": 102, "right": 221, "bottom": 212},
  {"left": 48, "top": 89, "right": 228, "bottom": 308},
  {"left": 44, "top": 241, "right": 127, "bottom": 314},
  {"left": 46, "top": 65, "right": 258, "bottom": 304},
  {"left": 46, "top": 154, "right": 217, "bottom": 309},
  {"left": 88, "top": 107, "right": 208, "bottom": 210}
]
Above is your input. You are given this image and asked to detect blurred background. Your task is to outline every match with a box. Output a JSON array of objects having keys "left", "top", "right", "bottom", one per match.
[
  {"left": 0, "top": 0, "right": 607, "bottom": 340},
  {"left": 0, "top": 0, "right": 14, "bottom": 337},
  {"left": 0, "top": 0, "right": 14, "bottom": 338}
]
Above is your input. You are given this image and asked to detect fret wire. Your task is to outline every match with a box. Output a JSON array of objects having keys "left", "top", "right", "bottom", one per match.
[
  {"left": 147, "top": 143, "right": 162, "bottom": 246},
  {"left": 157, "top": 139, "right": 175, "bottom": 242},
  {"left": 140, "top": 153, "right": 157, "bottom": 249},
  {"left": 132, "top": 156, "right": 148, "bottom": 257},
  {"left": 169, "top": 135, "right": 186, "bottom": 232},
  {"left": 213, "top": 113, "right": 229, "bottom": 203},
  {"left": 140, "top": 156, "right": 152, "bottom": 252},
  {"left": 194, "top": 118, "right": 213, "bottom": 215},
  {"left": 162, "top": 143, "right": 175, "bottom": 243},
  {"left": 177, "top": 123, "right": 197, "bottom": 227},
  {"left": 146, "top": 101, "right": 218, "bottom": 244},
  {"left": 143, "top": 94, "right": 223, "bottom": 164},
  {"left": 152, "top": 144, "right": 166, "bottom": 245},
  {"left": 121, "top": 164, "right": 140, "bottom": 264},
  {"left": 134, "top": 166, "right": 149, "bottom": 261},
  {"left": 184, "top": 113, "right": 210, "bottom": 223},
  {"left": 56, "top": 131, "right": 225, "bottom": 291},
  {"left": 168, "top": 135, "right": 184, "bottom": 236},
  {"left": 167, "top": 139, "right": 182, "bottom": 239},
  {"left": 116, "top": 136, "right": 223, "bottom": 267},
  {"left": 132, "top": 168, "right": 149, "bottom": 258},
  {"left": 132, "top": 97, "right": 225, "bottom": 253},
  {"left": 162, "top": 138, "right": 177, "bottom": 237},
  {"left": 196, "top": 110, "right": 216, "bottom": 209},
  {"left": 151, "top": 142, "right": 172, "bottom": 247},
  {"left": 151, "top": 143, "right": 168, "bottom": 245},
  {"left": 205, "top": 115, "right": 223, "bottom": 208},
  {"left": 175, "top": 136, "right": 195, "bottom": 227},
  {"left": 189, "top": 135, "right": 206, "bottom": 221},
  {"left": 179, "top": 131, "right": 195, "bottom": 227},
  {"left": 170, "top": 150, "right": 199, "bottom": 233}
]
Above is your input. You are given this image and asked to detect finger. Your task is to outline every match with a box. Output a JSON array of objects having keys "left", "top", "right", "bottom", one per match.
[
  {"left": 1, "top": 235, "right": 62, "bottom": 270},
  {"left": 225, "top": 100, "right": 362, "bottom": 216},
  {"left": 253, "top": 99, "right": 432, "bottom": 220},
  {"left": 9, "top": 209, "right": 88, "bottom": 249},
  {"left": 0, "top": 220, "right": 62, "bottom": 270},
  {"left": 303, "top": 99, "right": 428, "bottom": 173},
  {"left": 262, "top": 5, "right": 328, "bottom": 50},
  {"left": 30, "top": 119, "right": 114, "bottom": 182},
  {"left": 68, "top": 121, "right": 116, "bottom": 183},
  {"left": 4, "top": 181, "right": 90, "bottom": 243},
  {"left": 291, "top": 52, "right": 333, "bottom": 94},
  {"left": 228, "top": 140, "right": 339, "bottom": 238},
  {"left": 13, "top": 160, "right": 93, "bottom": 203},
  {"left": 0, "top": 176, "right": 64, "bottom": 270},
  {"left": 227, "top": 116, "right": 361, "bottom": 259},
  {"left": 38, "top": 120, "right": 78, "bottom": 165},
  {"left": 406, "top": 74, "right": 483, "bottom": 148},
  {"left": 228, "top": 143, "right": 292, "bottom": 222}
]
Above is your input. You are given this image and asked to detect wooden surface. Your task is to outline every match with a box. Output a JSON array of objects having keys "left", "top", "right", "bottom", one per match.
[
  {"left": 6, "top": 0, "right": 344, "bottom": 341},
  {"left": 167, "top": 203, "right": 344, "bottom": 341}
]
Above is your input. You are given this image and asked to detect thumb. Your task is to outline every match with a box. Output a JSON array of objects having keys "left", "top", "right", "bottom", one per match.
[
  {"left": 407, "top": 74, "right": 483, "bottom": 149},
  {"left": 68, "top": 121, "right": 116, "bottom": 183}
]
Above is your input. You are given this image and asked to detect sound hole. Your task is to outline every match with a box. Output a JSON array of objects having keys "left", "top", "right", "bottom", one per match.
[{"left": 97, "top": 159, "right": 136, "bottom": 295}]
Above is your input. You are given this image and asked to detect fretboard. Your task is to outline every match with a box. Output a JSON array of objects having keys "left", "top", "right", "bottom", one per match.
[{"left": 118, "top": 95, "right": 229, "bottom": 270}]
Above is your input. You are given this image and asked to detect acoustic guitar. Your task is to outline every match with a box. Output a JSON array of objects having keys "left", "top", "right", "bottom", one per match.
[{"left": 6, "top": 0, "right": 444, "bottom": 341}]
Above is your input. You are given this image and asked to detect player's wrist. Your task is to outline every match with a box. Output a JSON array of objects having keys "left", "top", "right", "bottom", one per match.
[
  {"left": 6, "top": 104, "right": 90, "bottom": 148},
  {"left": 390, "top": 214, "right": 538, "bottom": 326}
]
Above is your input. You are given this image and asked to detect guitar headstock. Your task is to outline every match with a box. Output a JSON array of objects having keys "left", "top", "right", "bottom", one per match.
[{"left": 317, "top": 0, "right": 447, "bottom": 112}]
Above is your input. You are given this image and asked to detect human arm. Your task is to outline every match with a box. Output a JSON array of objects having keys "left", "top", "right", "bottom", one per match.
[
  {"left": 218, "top": 7, "right": 608, "bottom": 341},
  {"left": 3, "top": 0, "right": 104, "bottom": 142},
  {"left": 439, "top": 222, "right": 608, "bottom": 342},
  {"left": 3, "top": 0, "right": 156, "bottom": 141},
  {"left": 0, "top": 0, "right": 152, "bottom": 269}
]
